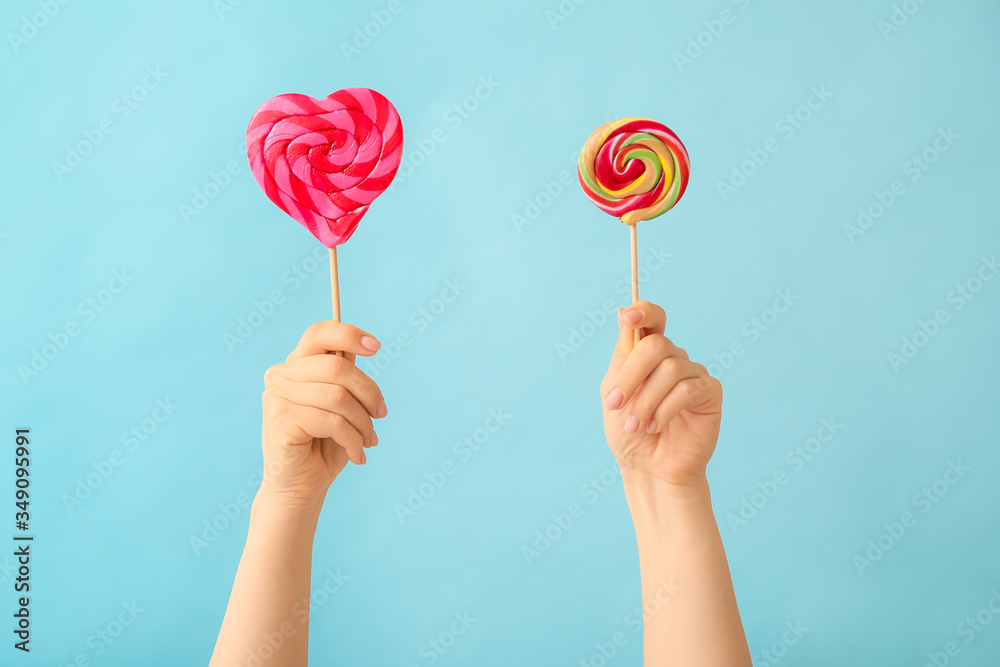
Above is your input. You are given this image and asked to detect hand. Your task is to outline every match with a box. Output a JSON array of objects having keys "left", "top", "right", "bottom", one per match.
[
  {"left": 259, "top": 321, "right": 387, "bottom": 510},
  {"left": 600, "top": 301, "right": 723, "bottom": 489}
]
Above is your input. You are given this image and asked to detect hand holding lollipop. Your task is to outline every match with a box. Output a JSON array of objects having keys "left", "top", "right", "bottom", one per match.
[{"left": 578, "top": 118, "right": 690, "bottom": 342}]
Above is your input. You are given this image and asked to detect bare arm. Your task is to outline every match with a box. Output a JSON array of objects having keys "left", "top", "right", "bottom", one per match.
[
  {"left": 210, "top": 322, "right": 386, "bottom": 666},
  {"left": 209, "top": 491, "right": 322, "bottom": 666},
  {"left": 602, "top": 301, "right": 751, "bottom": 666}
]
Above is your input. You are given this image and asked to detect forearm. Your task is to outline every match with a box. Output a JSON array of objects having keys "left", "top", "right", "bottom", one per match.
[
  {"left": 624, "top": 470, "right": 751, "bottom": 667},
  {"left": 209, "top": 489, "right": 322, "bottom": 667}
]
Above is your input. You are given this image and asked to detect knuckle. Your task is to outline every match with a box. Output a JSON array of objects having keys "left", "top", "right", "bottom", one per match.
[
  {"left": 304, "top": 321, "right": 323, "bottom": 340},
  {"left": 680, "top": 380, "right": 698, "bottom": 399},
  {"left": 326, "top": 384, "right": 348, "bottom": 406},
  {"left": 660, "top": 356, "right": 683, "bottom": 375},
  {"left": 645, "top": 335, "right": 671, "bottom": 357}
]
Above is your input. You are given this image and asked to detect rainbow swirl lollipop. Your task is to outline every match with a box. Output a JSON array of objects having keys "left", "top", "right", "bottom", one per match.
[{"left": 578, "top": 118, "right": 690, "bottom": 225}]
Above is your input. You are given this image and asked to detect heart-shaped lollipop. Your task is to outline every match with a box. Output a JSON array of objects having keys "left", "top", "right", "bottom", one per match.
[{"left": 246, "top": 87, "right": 403, "bottom": 247}]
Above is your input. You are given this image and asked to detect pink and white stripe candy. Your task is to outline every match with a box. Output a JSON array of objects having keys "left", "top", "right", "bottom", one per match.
[{"left": 246, "top": 88, "right": 403, "bottom": 247}]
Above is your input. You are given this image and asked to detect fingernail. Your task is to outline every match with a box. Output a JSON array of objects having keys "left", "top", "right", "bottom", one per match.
[
  {"left": 360, "top": 451, "right": 367, "bottom": 464},
  {"left": 624, "top": 415, "right": 639, "bottom": 434},
  {"left": 372, "top": 431, "right": 379, "bottom": 446},
  {"left": 378, "top": 400, "right": 388, "bottom": 418},
  {"left": 617, "top": 308, "right": 623, "bottom": 330},
  {"left": 604, "top": 388, "right": 623, "bottom": 410},
  {"left": 361, "top": 335, "right": 381, "bottom": 351},
  {"left": 646, "top": 419, "right": 658, "bottom": 433},
  {"left": 623, "top": 310, "right": 641, "bottom": 325}
]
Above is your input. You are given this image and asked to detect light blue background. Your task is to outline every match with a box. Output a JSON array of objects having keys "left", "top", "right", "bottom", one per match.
[{"left": 2, "top": 0, "right": 999, "bottom": 664}]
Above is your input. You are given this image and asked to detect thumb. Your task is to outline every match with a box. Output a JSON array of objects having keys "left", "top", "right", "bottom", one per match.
[{"left": 606, "top": 307, "right": 636, "bottom": 378}]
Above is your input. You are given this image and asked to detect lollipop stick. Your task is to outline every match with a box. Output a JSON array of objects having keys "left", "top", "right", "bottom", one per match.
[
  {"left": 630, "top": 224, "right": 640, "bottom": 346},
  {"left": 329, "top": 246, "right": 343, "bottom": 357}
]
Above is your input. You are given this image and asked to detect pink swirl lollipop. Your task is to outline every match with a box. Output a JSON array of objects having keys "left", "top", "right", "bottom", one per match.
[
  {"left": 247, "top": 87, "right": 403, "bottom": 247},
  {"left": 246, "top": 87, "right": 403, "bottom": 323}
]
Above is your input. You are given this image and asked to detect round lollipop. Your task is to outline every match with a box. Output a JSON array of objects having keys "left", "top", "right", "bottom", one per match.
[
  {"left": 246, "top": 87, "right": 403, "bottom": 325},
  {"left": 578, "top": 117, "right": 690, "bottom": 342}
]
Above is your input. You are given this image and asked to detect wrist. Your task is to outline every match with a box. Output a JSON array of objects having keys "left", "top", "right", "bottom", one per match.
[
  {"left": 252, "top": 483, "right": 326, "bottom": 525},
  {"left": 622, "top": 468, "right": 713, "bottom": 526}
]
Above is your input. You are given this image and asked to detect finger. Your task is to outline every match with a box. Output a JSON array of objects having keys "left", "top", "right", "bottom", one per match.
[
  {"left": 274, "top": 355, "right": 387, "bottom": 419},
  {"left": 277, "top": 402, "right": 366, "bottom": 465},
  {"left": 271, "top": 380, "right": 377, "bottom": 447},
  {"left": 622, "top": 358, "right": 703, "bottom": 433},
  {"left": 603, "top": 335, "right": 690, "bottom": 411},
  {"left": 648, "top": 375, "right": 721, "bottom": 433},
  {"left": 621, "top": 301, "right": 667, "bottom": 337},
  {"left": 288, "top": 321, "right": 382, "bottom": 360}
]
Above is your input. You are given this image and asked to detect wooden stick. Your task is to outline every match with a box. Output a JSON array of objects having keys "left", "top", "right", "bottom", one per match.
[
  {"left": 329, "top": 246, "right": 343, "bottom": 356},
  {"left": 630, "top": 223, "right": 640, "bottom": 346}
]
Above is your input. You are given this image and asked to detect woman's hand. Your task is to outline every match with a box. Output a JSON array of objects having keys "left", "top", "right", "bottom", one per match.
[
  {"left": 601, "top": 301, "right": 723, "bottom": 489},
  {"left": 259, "top": 321, "right": 387, "bottom": 510}
]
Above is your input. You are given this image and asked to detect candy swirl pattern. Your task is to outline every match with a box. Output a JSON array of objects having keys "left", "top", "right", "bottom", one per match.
[
  {"left": 578, "top": 118, "right": 690, "bottom": 225},
  {"left": 247, "top": 87, "right": 403, "bottom": 247}
]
